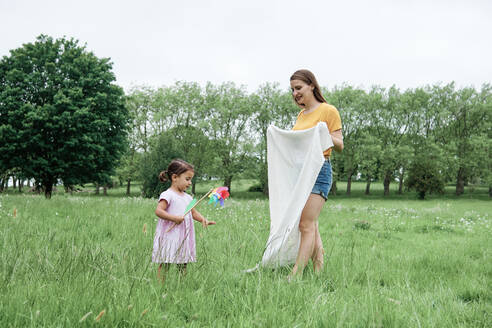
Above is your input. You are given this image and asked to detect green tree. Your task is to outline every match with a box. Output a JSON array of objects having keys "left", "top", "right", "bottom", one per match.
[
  {"left": 326, "top": 85, "right": 366, "bottom": 195},
  {"left": 203, "top": 82, "right": 254, "bottom": 194},
  {"left": 125, "top": 86, "right": 157, "bottom": 153},
  {"left": 139, "top": 131, "right": 184, "bottom": 198},
  {"left": 356, "top": 131, "right": 382, "bottom": 194},
  {"left": 150, "top": 82, "right": 216, "bottom": 194},
  {"left": 406, "top": 142, "right": 445, "bottom": 199},
  {"left": 365, "top": 86, "right": 412, "bottom": 196},
  {"left": 466, "top": 134, "right": 492, "bottom": 191},
  {"left": 0, "top": 35, "right": 129, "bottom": 198},
  {"left": 115, "top": 88, "right": 154, "bottom": 195},
  {"left": 168, "top": 125, "right": 215, "bottom": 194},
  {"left": 116, "top": 150, "right": 142, "bottom": 196},
  {"left": 433, "top": 84, "right": 490, "bottom": 195},
  {"left": 166, "top": 82, "right": 214, "bottom": 194}
]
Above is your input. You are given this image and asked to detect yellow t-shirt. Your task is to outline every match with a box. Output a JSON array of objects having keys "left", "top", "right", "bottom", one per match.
[{"left": 292, "top": 103, "right": 342, "bottom": 158}]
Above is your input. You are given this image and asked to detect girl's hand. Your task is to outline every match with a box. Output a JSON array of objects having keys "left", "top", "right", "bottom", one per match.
[
  {"left": 175, "top": 215, "right": 185, "bottom": 224},
  {"left": 201, "top": 219, "right": 216, "bottom": 228}
]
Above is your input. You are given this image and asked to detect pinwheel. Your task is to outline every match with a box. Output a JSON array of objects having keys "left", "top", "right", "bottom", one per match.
[
  {"left": 208, "top": 187, "right": 230, "bottom": 207},
  {"left": 165, "top": 187, "right": 229, "bottom": 233}
]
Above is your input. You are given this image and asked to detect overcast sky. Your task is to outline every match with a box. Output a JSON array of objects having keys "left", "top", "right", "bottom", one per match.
[{"left": 1, "top": 0, "right": 491, "bottom": 92}]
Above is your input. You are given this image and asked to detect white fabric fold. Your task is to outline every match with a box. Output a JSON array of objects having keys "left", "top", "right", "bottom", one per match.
[{"left": 261, "top": 122, "right": 333, "bottom": 267}]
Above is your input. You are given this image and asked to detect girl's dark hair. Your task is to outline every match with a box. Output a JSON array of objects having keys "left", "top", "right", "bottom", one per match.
[
  {"left": 159, "top": 159, "right": 194, "bottom": 182},
  {"left": 290, "top": 69, "right": 327, "bottom": 103}
]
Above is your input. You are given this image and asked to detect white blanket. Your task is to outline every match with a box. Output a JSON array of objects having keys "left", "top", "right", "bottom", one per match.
[{"left": 261, "top": 122, "right": 333, "bottom": 267}]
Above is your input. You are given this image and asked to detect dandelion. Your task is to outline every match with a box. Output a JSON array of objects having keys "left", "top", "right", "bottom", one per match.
[
  {"left": 79, "top": 311, "right": 92, "bottom": 322},
  {"left": 128, "top": 305, "right": 133, "bottom": 310},
  {"left": 95, "top": 309, "right": 106, "bottom": 322}
]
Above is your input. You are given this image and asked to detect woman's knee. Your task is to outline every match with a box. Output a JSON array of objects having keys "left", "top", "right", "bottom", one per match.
[{"left": 299, "top": 219, "right": 316, "bottom": 234}]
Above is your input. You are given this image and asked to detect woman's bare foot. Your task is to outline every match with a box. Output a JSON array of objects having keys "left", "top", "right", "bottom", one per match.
[{"left": 287, "top": 265, "right": 301, "bottom": 282}]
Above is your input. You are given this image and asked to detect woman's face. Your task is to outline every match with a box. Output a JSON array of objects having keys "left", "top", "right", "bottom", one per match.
[{"left": 290, "top": 79, "right": 314, "bottom": 108}]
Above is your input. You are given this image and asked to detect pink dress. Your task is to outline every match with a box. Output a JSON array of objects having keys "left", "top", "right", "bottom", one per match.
[{"left": 152, "top": 189, "right": 196, "bottom": 264}]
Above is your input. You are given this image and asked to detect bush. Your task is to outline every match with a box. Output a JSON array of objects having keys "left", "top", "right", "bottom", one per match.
[
  {"left": 248, "top": 184, "right": 264, "bottom": 192},
  {"left": 406, "top": 143, "right": 445, "bottom": 199},
  {"left": 139, "top": 132, "right": 184, "bottom": 198},
  {"left": 354, "top": 220, "right": 371, "bottom": 230}
]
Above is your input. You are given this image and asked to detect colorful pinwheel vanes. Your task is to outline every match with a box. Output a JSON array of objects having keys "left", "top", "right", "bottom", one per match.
[{"left": 208, "top": 187, "right": 230, "bottom": 207}]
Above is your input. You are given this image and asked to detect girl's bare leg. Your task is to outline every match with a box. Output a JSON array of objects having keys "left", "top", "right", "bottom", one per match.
[
  {"left": 289, "top": 194, "right": 325, "bottom": 278},
  {"left": 157, "top": 263, "right": 170, "bottom": 282},
  {"left": 177, "top": 263, "right": 187, "bottom": 275}
]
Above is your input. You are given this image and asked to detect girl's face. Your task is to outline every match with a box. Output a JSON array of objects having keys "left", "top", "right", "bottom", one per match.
[
  {"left": 172, "top": 170, "right": 194, "bottom": 192},
  {"left": 290, "top": 79, "right": 314, "bottom": 109}
]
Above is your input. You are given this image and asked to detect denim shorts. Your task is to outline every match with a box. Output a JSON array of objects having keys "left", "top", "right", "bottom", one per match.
[{"left": 311, "top": 159, "right": 332, "bottom": 200}]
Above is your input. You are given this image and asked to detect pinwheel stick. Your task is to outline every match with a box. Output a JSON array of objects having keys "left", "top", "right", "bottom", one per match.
[{"left": 165, "top": 188, "right": 214, "bottom": 233}]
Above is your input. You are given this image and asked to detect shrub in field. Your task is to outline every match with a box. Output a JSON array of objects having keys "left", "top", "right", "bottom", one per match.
[
  {"left": 354, "top": 220, "right": 371, "bottom": 230},
  {"left": 406, "top": 143, "right": 445, "bottom": 199},
  {"left": 247, "top": 184, "right": 263, "bottom": 192},
  {"left": 139, "top": 131, "right": 184, "bottom": 198}
]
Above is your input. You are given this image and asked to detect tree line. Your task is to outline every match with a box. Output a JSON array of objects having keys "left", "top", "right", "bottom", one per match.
[
  {"left": 1, "top": 35, "right": 490, "bottom": 199},
  {"left": 120, "top": 81, "right": 491, "bottom": 198}
]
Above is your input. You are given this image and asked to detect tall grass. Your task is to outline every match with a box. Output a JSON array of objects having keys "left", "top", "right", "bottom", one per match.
[{"left": 0, "top": 185, "right": 490, "bottom": 326}]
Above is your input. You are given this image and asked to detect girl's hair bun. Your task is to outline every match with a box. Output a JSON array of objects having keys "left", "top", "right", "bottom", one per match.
[{"left": 159, "top": 170, "right": 169, "bottom": 182}]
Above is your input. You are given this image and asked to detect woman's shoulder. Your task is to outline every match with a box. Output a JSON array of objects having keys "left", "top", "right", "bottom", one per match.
[
  {"left": 320, "top": 103, "right": 341, "bottom": 121},
  {"left": 319, "top": 103, "right": 338, "bottom": 113}
]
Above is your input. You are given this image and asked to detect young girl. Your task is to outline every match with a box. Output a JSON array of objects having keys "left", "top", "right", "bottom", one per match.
[{"left": 152, "top": 159, "right": 215, "bottom": 279}]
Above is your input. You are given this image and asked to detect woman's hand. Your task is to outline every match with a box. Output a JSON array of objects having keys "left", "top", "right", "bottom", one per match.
[{"left": 330, "top": 129, "right": 344, "bottom": 152}]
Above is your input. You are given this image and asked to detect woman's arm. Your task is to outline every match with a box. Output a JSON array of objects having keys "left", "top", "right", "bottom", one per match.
[
  {"left": 155, "top": 200, "right": 184, "bottom": 224},
  {"left": 330, "top": 129, "right": 344, "bottom": 152},
  {"left": 191, "top": 208, "right": 216, "bottom": 228}
]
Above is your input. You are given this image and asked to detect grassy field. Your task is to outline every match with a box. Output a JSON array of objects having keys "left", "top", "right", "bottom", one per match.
[{"left": 0, "top": 182, "right": 491, "bottom": 327}]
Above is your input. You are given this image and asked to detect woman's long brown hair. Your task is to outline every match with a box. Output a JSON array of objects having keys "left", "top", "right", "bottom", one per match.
[{"left": 290, "top": 69, "right": 327, "bottom": 103}]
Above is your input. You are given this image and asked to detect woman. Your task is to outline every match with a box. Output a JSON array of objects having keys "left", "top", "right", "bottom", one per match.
[{"left": 289, "top": 69, "right": 343, "bottom": 278}]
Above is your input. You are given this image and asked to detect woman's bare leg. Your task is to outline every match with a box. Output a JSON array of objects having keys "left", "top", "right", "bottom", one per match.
[
  {"left": 312, "top": 222, "right": 325, "bottom": 273},
  {"left": 289, "top": 194, "right": 325, "bottom": 277}
]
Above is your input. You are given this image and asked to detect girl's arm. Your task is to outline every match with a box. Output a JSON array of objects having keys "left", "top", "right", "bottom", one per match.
[
  {"left": 330, "top": 129, "right": 344, "bottom": 152},
  {"left": 191, "top": 208, "right": 216, "bottom": 228},
  {"left": 155, "top": 200, "right": 184, "bottom": 224}
]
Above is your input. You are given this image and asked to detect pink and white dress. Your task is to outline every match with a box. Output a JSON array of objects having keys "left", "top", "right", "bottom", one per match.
[{"left": 152, "top": 189, "right": 196, "bottom": 264}]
